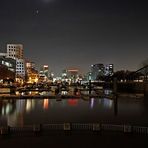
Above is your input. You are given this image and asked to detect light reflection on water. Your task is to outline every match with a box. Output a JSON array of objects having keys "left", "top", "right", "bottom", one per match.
[{"left": 0, "top": 97, "right": 146, "bottom": 127}]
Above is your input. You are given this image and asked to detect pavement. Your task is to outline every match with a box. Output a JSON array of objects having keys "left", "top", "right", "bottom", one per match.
[{"left": 0, "top": 131, "right": 148, "bottom": 148}]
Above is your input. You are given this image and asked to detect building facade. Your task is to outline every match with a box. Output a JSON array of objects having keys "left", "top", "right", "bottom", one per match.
[
  {"left": 7, "top": 44, "right": 23, "bottom": 59},
  {"left": 0, "top": 56, "right": 16, "bottom": 82},
  {"left": 91, "top": 64, "right": 105, "bottom": 81},
  {"left": 6, "top": 44, "right": 25, "bottom": 79},
  {"left": 16, "top": 59, "right": 25, "bottom": 77},
  {"left": 0, "top": 64, "right": 15, "bottom": 82},
  {"left": 91, "top": 63, "right": 114, "bottom": 81},
  {"left": 105, "top": 64, "right": 114, "bottom": 76},
  {"left": 26, "top": 60, "right": 39, "bottom": 83},
  {"left": 0, "top": 56, "right": 16, "bottom": 73}
]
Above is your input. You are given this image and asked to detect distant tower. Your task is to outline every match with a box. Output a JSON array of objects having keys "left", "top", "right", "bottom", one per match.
[
  {"left": 91, "top": 64, "right": 105, "bottom": 80},
  {"left": 43, "top": 65, "right": 49, "bottom": 78},
  {"left": 67, "top": 68, "right": 79, "bottom": 83},
  {"left": 105, "top": 64, "right": 114, "bottom": 76},
  {"left": 39, "top": 65, "right": 49, "bottom": 82}
]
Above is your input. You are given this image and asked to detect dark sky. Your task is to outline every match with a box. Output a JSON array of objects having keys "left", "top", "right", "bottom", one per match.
[{"left": 0, "top": 0, "right": 148, "bottom": 76}]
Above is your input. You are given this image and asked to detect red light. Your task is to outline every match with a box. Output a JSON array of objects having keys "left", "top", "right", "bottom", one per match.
[{"left": 68, "top": 99, "right": 78, "bottom": 106}]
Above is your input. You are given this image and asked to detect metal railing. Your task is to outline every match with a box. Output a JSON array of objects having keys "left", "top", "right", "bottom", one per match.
[{"left": 0, "top": 123, "right": 148, "bottom": 136}]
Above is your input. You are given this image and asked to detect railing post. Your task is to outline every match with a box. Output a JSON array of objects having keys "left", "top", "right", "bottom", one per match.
[
  {"left": 124, "top": 125, "right": 132, "bottom": 133},
  {"left": 89, "top": 80, "right": 92, "bottom": 95},
  {"left": 113, "top": 77, "right": 117, "bottom": 95},
  {"left": 93, "top": 123, "right": 101, "bottom": 132},
  {"left": 33, "top": 124, "right": 42, "bottom": 135},
  {"left": 0, "top": 126, "right": 10, "bottom": 136},
  {"left": 64, "top": 123, "right": 71, "bottom": 131}
]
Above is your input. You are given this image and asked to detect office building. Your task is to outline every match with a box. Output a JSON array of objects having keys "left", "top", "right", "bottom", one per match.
[
  {"left": 7, "top": 44, "right": 23, "bottom": 59},
  {"left": 105, "top": 64, "right": 114, "bottom": 76},
  {"left": 91, "top": 64, "right": 105, "bottom": 80},
  {"left": 91, "top": 63, "right": 114, "bottom": 81},
  {"left": 7, "top": 44, "right": 25, "bottom": 79},
  {"left": 26, "top": 60, "right": 39, "bottom": 83}
]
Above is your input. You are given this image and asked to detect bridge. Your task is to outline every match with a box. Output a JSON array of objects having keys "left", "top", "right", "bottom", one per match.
[{"left": 131, "top": 65, "right": 148, "bottom": 81}]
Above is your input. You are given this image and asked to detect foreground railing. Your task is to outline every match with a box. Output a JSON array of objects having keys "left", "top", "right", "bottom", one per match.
[{"left": 0, "top": 123, "right": 148, "bottom": 136}]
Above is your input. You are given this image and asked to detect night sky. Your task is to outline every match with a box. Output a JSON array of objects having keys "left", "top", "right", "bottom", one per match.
[{"left": 0, "top": 0, "right": 148, "bottom": 76}]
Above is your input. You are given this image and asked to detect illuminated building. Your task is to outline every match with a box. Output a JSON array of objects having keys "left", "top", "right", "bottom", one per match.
[
  {"left": 6, "top": 44, "right": 25, "bottom": 81},
  {"left": 16, "top": 59, "right": 25, "bottom": 78},
  {"left": 26, "top": 61, "right": 35, "bottom": 69},
  {"left": 0, "top": 56, "right": 16, "bottom": 82},
  {"left": 48, "top": 71, "right": 54, "bottom": 81},
  {"left": 0, "top": 56, "right": 16, "bottom": 73},
  {"left": 67, "top": 68, "right": 79, "bottom": 83},
  {"left": 43, "top": 65, "right": 49, "bottom": 78},
  {"left": 85, "top": 72, "right": 93, "bottom": 81},
  {"left": 61, "top": 69, "right": 68, "bottom": 82},
  {"left": 0, "top": 64, "right": 15, "bottom": 82},
  {"left": 91, "top": 63, "right": 114, "bottom": 81},
  {"left": 26, "top": 60, "right": 39, "bottom": 83},
  {"left": 91, "top": 64, "right": 105, "bottom": 80},
  {"left": 105, "top": 64, "right": 114, "bottom": 76},
  {"left": 38, "top": 65, "right": 49, "bottom": 82},
  {"left": 7, "top": 44, "right": 23, "bottom": 59}
]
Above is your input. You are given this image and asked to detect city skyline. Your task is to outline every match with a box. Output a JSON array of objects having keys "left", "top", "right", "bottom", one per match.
[{"left": 0, "top": 0, "right": 148, "bottom": 75}]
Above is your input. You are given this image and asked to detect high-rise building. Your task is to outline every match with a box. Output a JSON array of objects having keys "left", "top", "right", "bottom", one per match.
[
  {"left": 43, "top": 65, "right": 49, "bottom": 78},
  {"left": 7, "top": 44, "right": 23, "bottom": 59},
  {"left": 0, "top": 64, "right": 15, "bottom": 82},
  {"left": 26, "top": 60, "right": 35, "bottom": 69},
  {"left": 91, "top": 63, "right": 114, "bottom": 81},
  {"left": 0, "top": 56, "right": 16, "bottom": 82},
  {"left": 61, "top": 69, "right": 68, "bottom": 79},
  {"left": 38, "top": 65, "right": 49, "bottom": 82},
  {"left": 6, "top": 44, "right": 25, "bottom": 79},
  {"left": 26, "top": 60, "right": 39, "bottom": 83},
  {"left": 105, "top": 64, "right": 114, "bottom": 76},
  {"left": 0, "top": 56, "right": 16, "bottom": 72},
  {"left": 16, "top": 59, "right": 25, "bottom": 77},
  {"left": 67, "top": 68, "right": 79, "bottom": 83},
  {"left": 91, "top": 64, "right": 105, "bottom": 80}
]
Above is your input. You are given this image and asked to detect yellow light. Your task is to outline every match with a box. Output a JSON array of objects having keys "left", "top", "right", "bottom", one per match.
[{"left": 35, "top": 78, "right": 38, "bottom": 83}]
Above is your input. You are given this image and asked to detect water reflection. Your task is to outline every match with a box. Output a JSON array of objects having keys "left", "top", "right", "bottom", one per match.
[
  {"left": 0, "top": 100, "right": 16, "bottom": 115},
  {"left": 26, "top": 100, "right": 35, "bottom": 113},
  {"left": 90, "top": 98, "right": 94, "bottom": 109},
  {"left": 43, "top": 99, "right": 49, "bottom": 110},
  {"left": 68, "top": 99, "right": 78, "bottom": 106},
  {"left": 0, "top": 97, "right": 146, "bottom": 127},
  {"left": 102, "top": 98, "right": 113, "bottom": 109}
]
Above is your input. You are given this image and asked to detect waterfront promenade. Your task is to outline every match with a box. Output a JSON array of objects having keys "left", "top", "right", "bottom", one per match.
[
  {"left": 1, "top": 131, "right": 148, "bottom": 148},
  {"left": 1, "top": 122, "right": 148, "bottom": 148}
]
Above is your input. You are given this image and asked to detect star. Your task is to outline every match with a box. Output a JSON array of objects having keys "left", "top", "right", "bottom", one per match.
[
  {"left": 35, "top": 10, "right": 39, "bottom": 16},
  {"left": 36, "top": 10, "right": 39, "bottom": 14}
]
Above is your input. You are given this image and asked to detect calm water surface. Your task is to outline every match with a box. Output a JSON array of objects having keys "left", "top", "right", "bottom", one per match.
[{"left": 0, "top": 97, "right": 148, "bottom": 127}]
